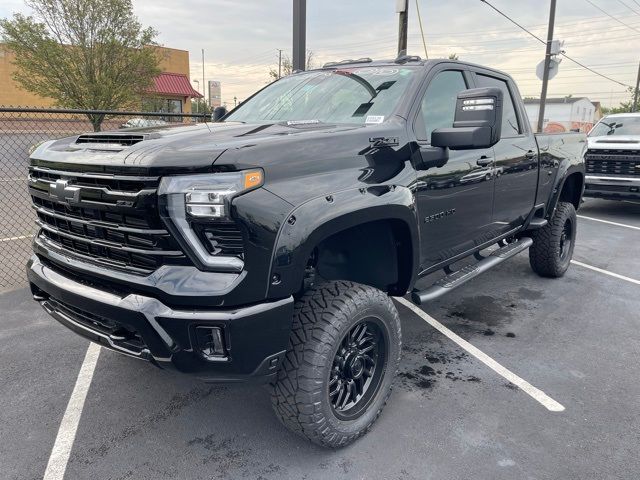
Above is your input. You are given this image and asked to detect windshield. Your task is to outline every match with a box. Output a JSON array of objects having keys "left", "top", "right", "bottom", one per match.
[
  {"left": 225, "top": 66, "right": 418, "bottom": 125},
  {"left": 589, "top": 116, "right": 640, "bottom": 137}
]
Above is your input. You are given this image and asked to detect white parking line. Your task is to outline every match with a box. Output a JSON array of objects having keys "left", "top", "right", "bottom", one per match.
[
  {"left": 571, "top": 260, "right": 640, "bottom": 286},
  {"left": 43, "top": 343, "right": 101, "bottom": 480},
  {"left": 0, "top": 234, "right": 34, "bottom": 243},
  {"left": 578, "top": 215, "right": 640, "bottom": 231},
  {"left": 395, "top": 297, "right": 565, "bottom": 412}
]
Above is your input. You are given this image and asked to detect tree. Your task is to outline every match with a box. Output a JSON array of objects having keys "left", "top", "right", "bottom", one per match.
[
  {"left": 448, "top": 53, "right": 459, "bottom": 60},
  {"left": 0, "top": 0, "right": 162, "bottom": 131},
  {"left": 190, "top": 98, "right": 211, "bottom": 115},
  {"left": 601, "top": 87, "right": 637, "bottom": 114},
  {"left": 268, "top": 50, "right": 315, "bottom": 82}
]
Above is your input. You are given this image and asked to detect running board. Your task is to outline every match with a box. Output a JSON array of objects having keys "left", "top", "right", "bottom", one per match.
[{"left": 411, "top": 237, "right": 534, "bottom": 305}]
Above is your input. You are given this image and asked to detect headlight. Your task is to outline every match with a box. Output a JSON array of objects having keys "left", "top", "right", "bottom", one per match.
[{"left": 158, "top": 170, "right": 263, "bottom": 272}]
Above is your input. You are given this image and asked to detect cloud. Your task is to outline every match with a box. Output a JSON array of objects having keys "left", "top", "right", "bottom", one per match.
[{"left": 2, "top": 0, "right": 638, "bottom": 106}]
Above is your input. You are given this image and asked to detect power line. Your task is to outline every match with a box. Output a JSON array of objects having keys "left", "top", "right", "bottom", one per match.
[
  {"left": 584, "top": 0, "right": 640, "bottom": 32},
  {"left": 414, "top": 0, "right": 429, "bottom": 59},
  {"left": 480, "top": 0, "right": 633, "bottom": 88},
  {"left": 617, "top": 0, "right": 640, "bottom": 16},
  {"left": 479, "top": 0, "right": 545, "bottom": 42}
]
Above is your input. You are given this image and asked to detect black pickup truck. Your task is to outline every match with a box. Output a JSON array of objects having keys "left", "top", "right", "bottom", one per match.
[{"left": 27, "top": 57, "right": 586, "bottom": 448}]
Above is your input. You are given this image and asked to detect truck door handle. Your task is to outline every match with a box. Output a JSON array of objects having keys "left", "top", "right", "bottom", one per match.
[{"left": 476, "top": 156, "right": 493, "bottom": 167}]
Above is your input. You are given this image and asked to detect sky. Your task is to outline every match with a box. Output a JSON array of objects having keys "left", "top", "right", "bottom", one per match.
[{"left": 1, "top": 0, "right": 639, "bottom": 107}]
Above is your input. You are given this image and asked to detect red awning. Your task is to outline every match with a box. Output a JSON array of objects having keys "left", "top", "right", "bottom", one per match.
[{"left": 147, "top": 72, "right": 203, "bottom": 98}]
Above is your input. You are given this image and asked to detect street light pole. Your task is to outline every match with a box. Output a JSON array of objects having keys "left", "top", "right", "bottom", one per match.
[
  {"left": 633, "top": 60, "right": 640, "bottom": 113},
  {"left": 193, "top": 80, "right": 199, "bottom": 114},
  {"left": 397, "top": 0, "right": 408, "bottom": 56},
  {"left": 536, "top": 0, "right": 557, "bottom": 133},
  {"left": 202, "top": 49, "right": 206, "bottom": 107}
]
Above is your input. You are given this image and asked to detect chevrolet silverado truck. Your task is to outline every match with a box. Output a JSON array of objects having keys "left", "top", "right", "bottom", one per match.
[
  {"left": 27, "top": 57, "right": 586, "bottom": 448},
  {"left": 584, "top": 112, "right": 640, "bottom": 200}
]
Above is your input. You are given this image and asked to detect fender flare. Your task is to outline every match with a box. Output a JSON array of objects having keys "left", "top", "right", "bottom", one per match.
[
  {"left": 266, "top": 185, "right": 420, "bottom": 298},
  {"left": 547, "top": 165, "right": 585, "bottom": 217}
]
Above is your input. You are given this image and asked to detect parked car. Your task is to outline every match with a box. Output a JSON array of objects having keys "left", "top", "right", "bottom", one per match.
[
  {"left": 27, "top": 57, "right": 585, "bottom": 448},
  {"left": 120, "top": 117, "right": 168, "bottom": 129},
  {"left": 584, "top": 113, "right": 640, "bottom": 200}
]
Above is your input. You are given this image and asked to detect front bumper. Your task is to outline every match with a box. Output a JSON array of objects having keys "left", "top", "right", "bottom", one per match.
[
  {"left": 27, "top": 256, "right": 294, "bottom": 382},
  {"left": 584, "top": 175, "right": 640, "bottom": 200}
]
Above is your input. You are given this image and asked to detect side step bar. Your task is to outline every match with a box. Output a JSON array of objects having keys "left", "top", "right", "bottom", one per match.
[{"left": 411, "top": 237, "right": 534, "bottom": 305}]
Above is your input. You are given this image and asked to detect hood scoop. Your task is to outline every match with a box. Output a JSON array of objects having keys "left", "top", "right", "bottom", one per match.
[{"left": 73, "top": 133, "right": 149, "bottom": 150}]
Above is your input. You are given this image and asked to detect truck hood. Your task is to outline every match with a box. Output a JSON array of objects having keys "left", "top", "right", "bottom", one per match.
[
  {"left": 588, "top": 135, "right": 640, "bottom": 150},
  {"left": 30, "top": 121, "right": 367, "bottom": 175}
]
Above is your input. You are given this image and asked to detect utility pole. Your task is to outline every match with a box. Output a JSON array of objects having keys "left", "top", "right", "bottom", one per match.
[
  {"left": 234, "top": 96, "right": 237, "bottom": 108},
  {"left": 292, "top": 0, "right": 306, "bottom": 71},
  {"left": 633, "top": 60, "right": 640, "bottom": 112},
  {"left": 536, "top": 0, "right": 557, "bottom": 133},
  {"left": 202, "top": 49, "right": 206, "bottom": 107},
  {"left": 397, "top": 0, "right": 408, "bottom": 56},
  {"left": 278, "top": 49, "right": 283, "bottom": 79}
]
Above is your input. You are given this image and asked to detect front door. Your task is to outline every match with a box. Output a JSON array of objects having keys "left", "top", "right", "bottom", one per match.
[{"left": 413, "top": 69, "right": 496, "bottom": 270}]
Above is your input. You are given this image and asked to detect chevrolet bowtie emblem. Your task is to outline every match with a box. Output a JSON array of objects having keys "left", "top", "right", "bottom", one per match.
[{"left": 50, "top": 179, "right": 80, "bottom": 204}]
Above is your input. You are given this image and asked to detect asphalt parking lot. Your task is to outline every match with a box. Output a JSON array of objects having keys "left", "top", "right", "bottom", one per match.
[{"left": 1, "top": 197, "right": 638, "bottom": 480}]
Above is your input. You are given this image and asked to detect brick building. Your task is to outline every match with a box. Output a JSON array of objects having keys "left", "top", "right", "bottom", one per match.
[{"left": 0, "top": 45, "right": 202, "bottom": 113}]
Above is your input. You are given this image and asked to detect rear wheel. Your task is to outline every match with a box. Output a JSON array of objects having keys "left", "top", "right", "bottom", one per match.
[
  {"left": 270, "top": 281, "right": 401, "bottom": 448},
  {"left": 529, "top": 201, "right": 577, "bottom": 277}
]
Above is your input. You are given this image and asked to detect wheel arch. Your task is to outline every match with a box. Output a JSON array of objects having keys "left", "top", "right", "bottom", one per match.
[
  {"left": 548, "top": 168, "right": 585, "bottom": 217},
  {"left": 267, "top": 187, "right": 420, "bottom": 299}
]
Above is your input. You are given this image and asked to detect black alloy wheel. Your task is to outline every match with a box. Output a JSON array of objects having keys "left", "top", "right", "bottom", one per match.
[{"left": 329, "top": 320, "right": 387, "bottom": 420}]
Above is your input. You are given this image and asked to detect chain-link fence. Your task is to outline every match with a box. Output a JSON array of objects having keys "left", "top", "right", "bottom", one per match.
[{"left": 0, "top": 107, "right": 209, "bottom": 291}]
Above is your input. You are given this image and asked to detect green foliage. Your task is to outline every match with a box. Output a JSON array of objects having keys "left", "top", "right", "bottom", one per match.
[
  {"left": 601, "top": 87, "right": 637, "bottom": 115},
  {"left": 0, "top": 0, "right": 162, "bottom": 130},
  {"left": 190, "top": 98, "right": 211, "bottom": 115},
  {"left": 268, "top": 50, "right": 315, "bottom": 82}
]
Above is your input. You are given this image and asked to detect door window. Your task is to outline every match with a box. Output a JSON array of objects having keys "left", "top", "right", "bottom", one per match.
[
  {"left": 416, "top": 70, "right": 467, "bottom": 142},
  {"left": 475, "top": 74, "right": 521, "bottom": 137}
]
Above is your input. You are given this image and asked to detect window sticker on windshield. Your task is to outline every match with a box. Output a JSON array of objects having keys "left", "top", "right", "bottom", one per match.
[
  {"left": 365, "top": 115, "right": 385, "bottom": 124},
  {"left": 287, "top": 119, "right": 320, "bottom": 125},
  {"left": 357, "top": 68, "right": 399, "bottom": 76}
]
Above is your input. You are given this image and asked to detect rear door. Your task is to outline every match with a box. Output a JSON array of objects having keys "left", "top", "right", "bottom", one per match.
[
  {"left": 472, "top": 71, "right": 538, "bottom": 234},
  {"left": 413, "top": 66, "right": 496, "bottom": 270}
]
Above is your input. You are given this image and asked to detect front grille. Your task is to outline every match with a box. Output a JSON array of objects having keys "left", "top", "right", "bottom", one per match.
[
  {"left": 29, "top": 167, "right": 187, "bottom": 274},
  {"left": 586, "top": 149, "right": 640, "bottom": 177}
]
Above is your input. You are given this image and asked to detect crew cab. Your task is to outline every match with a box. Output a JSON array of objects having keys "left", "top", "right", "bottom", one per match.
[
  {"left": 584, "top": 112, "right": 640, "bottom": 200},
  {"left": 26, "top": 57, "right": 586, "bottom": 448}
]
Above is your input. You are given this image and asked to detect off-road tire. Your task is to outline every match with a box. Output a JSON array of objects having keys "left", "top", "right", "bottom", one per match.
[
  {"left": 270, "top": 281, "right": 402, "bottom": 448},
  {"left": 529, "top": 201, "right": 577, "bottom": 278}
]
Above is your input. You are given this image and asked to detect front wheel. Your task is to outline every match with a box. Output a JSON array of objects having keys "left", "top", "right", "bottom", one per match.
[
  {"left": 529, "top": 201, "right": 577, "bottom": 277},
  {"left": 270, "top": 281, "right": 402, "bottom": 448}
]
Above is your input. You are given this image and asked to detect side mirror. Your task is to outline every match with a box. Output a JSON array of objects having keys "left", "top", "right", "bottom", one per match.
[
  {"left": 431, "top": 87, "right": 503, "bottom": 150},
  {"left": 212, "top": 106, "right": 228, "bottom": 122}
]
